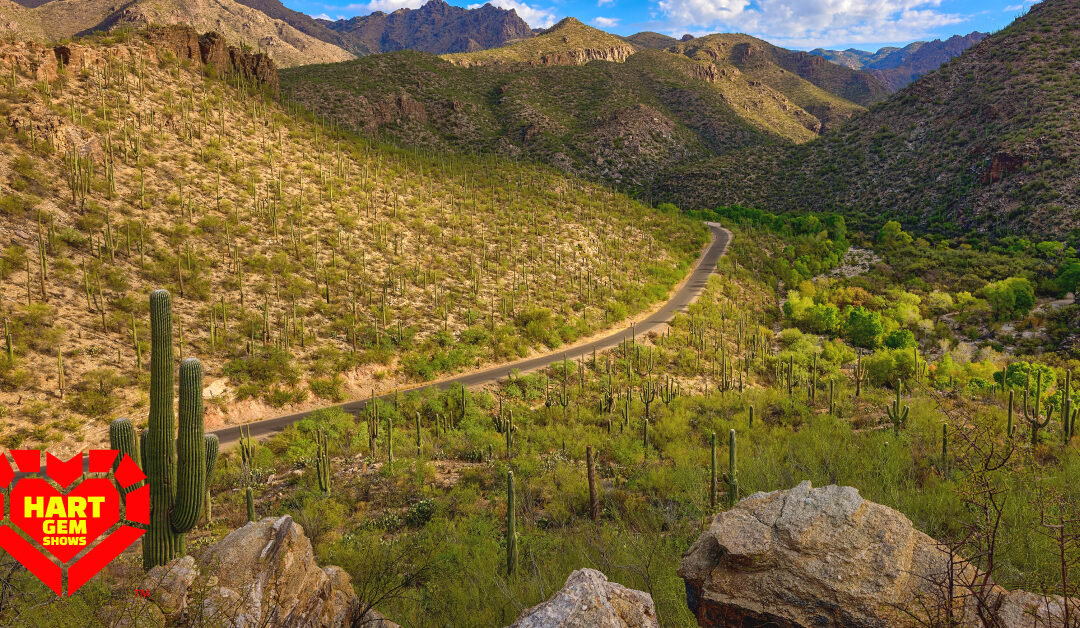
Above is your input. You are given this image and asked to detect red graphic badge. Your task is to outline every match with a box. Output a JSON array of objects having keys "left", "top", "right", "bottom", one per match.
[{"left": 0, "top": 450, "right": 148, "bottom": 595}]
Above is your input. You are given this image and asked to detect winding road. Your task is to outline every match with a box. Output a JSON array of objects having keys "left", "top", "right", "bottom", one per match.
[{"left": 210, "top": 223, "right": 731, "bottom": 447}]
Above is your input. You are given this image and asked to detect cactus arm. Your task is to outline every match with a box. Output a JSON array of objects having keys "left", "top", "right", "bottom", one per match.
[
  {"left": 109, "top": 418, "right": 140, "bottom": 468},
  {"left": 204, "top": 434, "right": 219, "bottom": 525},
  {"left": 170, "top": 358, "right": 206, "bottom": 534}
]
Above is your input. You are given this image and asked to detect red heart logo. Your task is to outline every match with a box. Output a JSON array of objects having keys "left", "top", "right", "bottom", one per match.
[
  {"left": 0, "top": 451, "right": 148, "bottom": 596},
  {"left": 9, "top": 478, "right": 121, "bottom": 563}
]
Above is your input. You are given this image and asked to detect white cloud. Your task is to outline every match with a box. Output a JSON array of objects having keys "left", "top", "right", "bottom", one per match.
[
  {"left": 597, "top": 0, "right": 615, "bottom": 5},
  {"left": 343, "top": 0, "right": 424, "bottom": 13},
  {"left": 313, "top": 12, "right": 334, "bottom": 19},
  {"left": 467, "top": 0, "right": 558, "bottom": 27},
  {"left": 653, "top": 0, "right": 966, "bottom": 48},
  {"left": 592, "top": 16, "right": 620, "bottom": 27}
]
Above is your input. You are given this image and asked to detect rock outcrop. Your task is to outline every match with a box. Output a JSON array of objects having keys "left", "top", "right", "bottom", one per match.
[
  {"left": 148, "top": 26, "right": 279, "bottom": 91},
  {"left": 509, "top": 568, "right": 658, "bottom": 628},
  {"left": 679, "top": 481, "right": 1071, "bottom": 627},
  {"left": 119, "top": 515, "right": 380, "bottom": 627}
]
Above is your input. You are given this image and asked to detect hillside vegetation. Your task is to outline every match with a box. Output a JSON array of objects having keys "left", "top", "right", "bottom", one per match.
[
  {"left": 668, "top": 0, "right": 1080, "bottom": 239},
  {"left": 281, "top": 20, "right": 879, "bottom": 194},
  {"left": 9, "top": 207, "right": 1079, "bottom": 626},
  {"left": 668, "top": 34, "right": 887, "bottom": 110},
  {"left": 0, "top": 31, "right": 706, "bottom": 453},
  {"left": 442, "top": 18, "right": 634, "bottom": 67}
]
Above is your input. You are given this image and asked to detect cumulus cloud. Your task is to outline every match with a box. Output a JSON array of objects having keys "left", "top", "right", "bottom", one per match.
[
  {"left": 653, "top": 0, "right": 966, "bottom": 47},
  {"left": 343, "top": 0, "right": 424, "bottom": 13},
  {"left": 592, "top": 16, "right": 620, "bottom": 26},
  {"left": 468, "top": 0, "right": 558, "bottom": 27}
]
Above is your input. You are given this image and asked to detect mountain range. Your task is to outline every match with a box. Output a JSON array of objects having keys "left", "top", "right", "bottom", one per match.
[
  {"left": 811, "top": 32, "right": 988, "bottom": 90},
  {"left": 1, "top": 0, "right": 981, "bottom": 77},
  {"left": 2, "top": 0, "right": 1063, "bottom": 236},
  {"left": 279, "top": 18, "right": 880, "bottom": 192}
]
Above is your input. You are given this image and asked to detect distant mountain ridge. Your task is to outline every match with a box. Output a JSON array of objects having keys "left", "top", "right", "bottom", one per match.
[
  {"left": 322, "top": 0, "right": 534, "bottom": 54},
  {"left": 811, "top": 32, "right": 987, "bottom": 90}
]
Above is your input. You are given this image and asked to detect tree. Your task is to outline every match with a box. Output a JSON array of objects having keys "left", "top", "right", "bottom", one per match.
[
  {"left": 883, "top": 329, "right": 917, "bottom": 350},
  {"left": 982, "top": 277, "right": 1036, "bottom": 321},
  {"left": 1056, "top": 261, "right": 1080, "bottom": 302},
  {"left": 805, "top": 303, "right": 843, "bottom": 336},
  {"left": 878, "top": 221, "right": 912, "bottom": 250},
  {"left": 844, "top": 306, "right": 884, "bottom": 348}
]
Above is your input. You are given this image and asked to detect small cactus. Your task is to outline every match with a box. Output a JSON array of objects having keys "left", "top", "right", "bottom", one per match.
[{"left": 886, "top": 380, "right": 909, "bottom": 435}]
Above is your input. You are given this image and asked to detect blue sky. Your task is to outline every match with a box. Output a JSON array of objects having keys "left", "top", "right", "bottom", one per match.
[{"left": 285, "top": 0, "right": 1040, "bottom": 50}]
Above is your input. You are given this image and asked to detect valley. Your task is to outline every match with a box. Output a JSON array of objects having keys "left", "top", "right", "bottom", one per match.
[{"left": 0, "top": 1, "right": 1077, "bottom": 626}]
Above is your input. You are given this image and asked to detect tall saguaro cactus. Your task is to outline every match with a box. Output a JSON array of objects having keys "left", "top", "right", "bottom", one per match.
[
  {"left": 109, "top": 290, "right": 217, "bottom": 571},
  {"left": 506, "top": 470, "right": 517, "bottom": 576},
  {"left": 725, "top": 429, "right": 737, "bottom": 508},
  {"left": 315, "top": 429, "right": 331, "bottom": 494}
]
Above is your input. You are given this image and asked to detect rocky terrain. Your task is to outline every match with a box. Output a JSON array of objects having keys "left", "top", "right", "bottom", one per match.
[
  {"left": 3, "top": 0, "right": 354, "bottom": 67},
  {"left": 101, "top": 482, "right": 1076, "bottom": 626},
  {"left": 680, "top": 481, "right": 1073, "bottom": 627},
  {"left": 105, "top": 516, "right": 394, "bottom": 626}
]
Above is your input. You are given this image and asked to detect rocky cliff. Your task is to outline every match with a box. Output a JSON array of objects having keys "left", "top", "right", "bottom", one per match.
[
  {"left": 327, "top": 0, "right": 533, "bottom": 55},
  {"left": 147, "top": 25, "right": 279, "bottom": 91}
]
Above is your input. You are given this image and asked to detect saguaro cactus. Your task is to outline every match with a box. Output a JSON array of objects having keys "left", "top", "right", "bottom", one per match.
[
  {"left": 586, "top": 445, "right": 599, "bottom": 523},
  {"left": 133, "top": 290, "right": 216, "bottom": 570},
  {"left": 709, "top": 432, "right": 716, "bottom": 510},
  {"left": 725, "top": 429, "right": 737, "bottom": 508},
  {"left": 1061, "top": 371, "right": 1074, "bottom": 444},
  {"left": 854, "top": 353, "right": 866, "bottom": 398},
  {"left": 886, "top": 380, "right": 909, "bottom": 435},
  {"left": 1023, "top": 370, "right": 1052, "bottom": 445},
  {"left": 506, "top": 470, "right": 517, "bottom": 576},
  {"left": 315, "top": 429, "right": 331, "bottom": 494}
]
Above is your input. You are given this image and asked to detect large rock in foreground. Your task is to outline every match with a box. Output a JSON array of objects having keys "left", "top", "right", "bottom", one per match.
[
  {"left": 510, "top": 568, "right": 658, "bottom": 628},
  {"left": 129, "top": 515, "right": 387, "bottom": 627},
  {"left": 679, "top": 481, "right": 1070, "bottom": 627}
]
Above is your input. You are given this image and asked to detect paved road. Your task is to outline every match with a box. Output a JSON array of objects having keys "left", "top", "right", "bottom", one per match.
[{"left": 211, "top": 223, "right": 731, "bottom": 447}]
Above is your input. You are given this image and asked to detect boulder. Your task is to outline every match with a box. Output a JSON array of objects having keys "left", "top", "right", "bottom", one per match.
[
  {"left": 679, "top": 480, "right": 1070, "bottom": 627},
  {"left": 509, "top": 568, "right": 658, "bottom": 628},
  {"left": 132, "top": 515, "right": 369, "bottom": 627}
]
